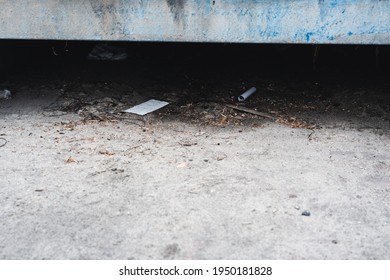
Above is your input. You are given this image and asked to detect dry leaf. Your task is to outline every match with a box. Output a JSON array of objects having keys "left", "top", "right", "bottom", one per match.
[
  {"left": 215, "top": 154, "right": 227, "bottom": 161},
  {"left": 65, "top": 156, "right": 78, "bottom": 163}
]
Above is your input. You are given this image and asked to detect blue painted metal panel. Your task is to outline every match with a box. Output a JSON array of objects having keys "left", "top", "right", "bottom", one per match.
[{"left": 0, "top": 0, "right": 389, "bottom": 44}]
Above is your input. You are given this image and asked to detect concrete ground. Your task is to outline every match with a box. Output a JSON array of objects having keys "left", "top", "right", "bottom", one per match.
[{"left": 0, "top": 42, "right": 389, "bottom": 259}]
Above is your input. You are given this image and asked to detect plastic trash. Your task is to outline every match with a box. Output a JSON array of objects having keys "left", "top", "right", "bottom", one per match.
[
  {"left": 123, "top": 99, "right": 169, "bottom": 116},
  {"left": 238, "top": 87, "right": 256, "bottom": 102},
  {"left": 0, "top": 89, "right": 12, "bottom": 99},
  {"left": 88, "top": 43, "right": 128, "bottom": 61}
]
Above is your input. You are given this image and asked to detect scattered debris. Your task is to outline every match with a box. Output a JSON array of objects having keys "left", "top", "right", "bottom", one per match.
[
  {"left": 308, "top": 130, "right": 315, "bottom": 140},
  {"left": 40, "top": 80, "right": 325, "bottom": 128},
  {"left": 99, "top": 150, "right": 115, "bottom": 156},
  {"left": 111, "top": 168, "right": 124, "bottom": 173},
  {"left": 238, "top": 87, "right": 257, "bottom": 102},
  {"left": 302, "top": 210, "right": 311, "bottom": 216},
  {"left": 277, "top": 116, "right": 318, "bottom": 129},
  {"left": 0, "top": 89, "right": 12, "bottom": 99},
  {"left": 332, "top": 240, "right": 338, "bottom": 244},
  {"left": 124, "top": 99, "right": 169, "bottom": 116},
  {"left": 78, "top": 97, "right": 123, "bottom": 121},
  {"left": 0, "top": 137, "right": 8, "bottom": 148},
  {"left": 214, "top": 153, "right": 227, "bottom": 161},
  {"left": 65, "top": 156, "right": 78, "bottom": 163},
  {"left": 193, "top": 131, "right": 206, "bottom": 137},
  {"left": 294, "top": 206, "right": 301, "bottom": 210},
  {"left": 179, "top": 140, "right": 197, "bottom": 147},
  {"left": 177, "top": 162, "right": 189, "bottom": 169},
  {"left": 88, "top": 43, "right": 128, "bottom": 61},
  {"left": 34, "top": 189, "right": 44, "bottom": 192}
]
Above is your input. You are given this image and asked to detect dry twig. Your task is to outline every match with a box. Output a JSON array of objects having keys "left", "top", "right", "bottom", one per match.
[
  {"left": 0, "top": 137, "right": 7, "bottom": 148},
  {"left": 225, "top": 104, "right": 276, "bottom": 120}
]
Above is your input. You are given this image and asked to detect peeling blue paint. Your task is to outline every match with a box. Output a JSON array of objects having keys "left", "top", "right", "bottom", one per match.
[
  {"left": 0, "top": 0, "right": 389, "bottom": 44},
  {"left": 306, "top": 32, "right": 315, "bottom": 42}
]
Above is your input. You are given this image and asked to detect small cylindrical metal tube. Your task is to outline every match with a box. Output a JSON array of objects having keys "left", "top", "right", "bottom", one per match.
[{"left": 238, "top": 87, "right": 256, "bottom": 102}]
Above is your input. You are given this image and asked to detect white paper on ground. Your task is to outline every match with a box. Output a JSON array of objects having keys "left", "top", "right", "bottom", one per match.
[{"left": 123, "top": 99, "right": 169, "bottom": 116}]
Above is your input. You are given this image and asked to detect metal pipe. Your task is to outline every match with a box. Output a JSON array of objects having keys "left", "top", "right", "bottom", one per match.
[{"left": 238, "top": 87, "right": 256, "bottom": 102}]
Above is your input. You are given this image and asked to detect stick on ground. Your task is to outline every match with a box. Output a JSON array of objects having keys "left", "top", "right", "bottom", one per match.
[{"left": 225, "top": 104, "right": 277, "bottom": 120}]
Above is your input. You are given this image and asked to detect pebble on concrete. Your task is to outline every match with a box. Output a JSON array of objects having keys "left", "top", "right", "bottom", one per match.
[{"left": 302, "top": 210, "right": 311, "bottom": 216}]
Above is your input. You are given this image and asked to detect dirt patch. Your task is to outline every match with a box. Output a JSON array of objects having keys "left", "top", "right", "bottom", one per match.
[{"left": 0, "top": 42, "right": 389, "bottom": 259}]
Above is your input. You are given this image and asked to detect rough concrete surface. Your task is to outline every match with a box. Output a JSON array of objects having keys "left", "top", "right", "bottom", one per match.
[{"left": 0, "top": 43, "right": 389, "bottom": 259}]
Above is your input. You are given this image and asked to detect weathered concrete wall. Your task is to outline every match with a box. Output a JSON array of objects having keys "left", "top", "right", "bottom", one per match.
[{"left": 0, "top": 0, "right": 389, "bottom": 44}]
